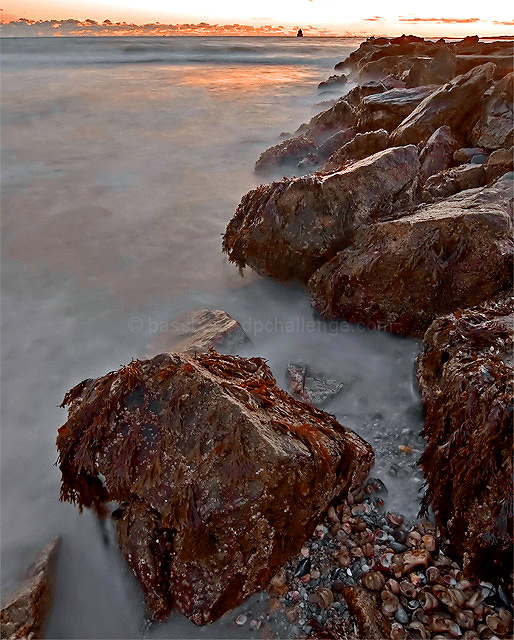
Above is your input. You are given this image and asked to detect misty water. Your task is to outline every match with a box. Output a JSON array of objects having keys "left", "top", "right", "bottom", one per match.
[{"left": 1, "top": 36, "right": 425, "bottom": 638}]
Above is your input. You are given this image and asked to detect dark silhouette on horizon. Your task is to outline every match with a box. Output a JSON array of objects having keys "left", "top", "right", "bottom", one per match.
[{"left": 297, "top": 28, "right": 303, "bottom": 37}]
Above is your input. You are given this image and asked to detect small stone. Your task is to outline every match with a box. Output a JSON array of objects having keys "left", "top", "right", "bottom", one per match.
[
  {"left": 301, "top": 546, "right": 310, "bottom": 557},
  {"left": 398, "top": 445, "right": 412, "bottom": 454},
  {"left": 295, "top": 557, "right": 312, "bottom": 577},
  {"left": 235, "top": 614, "right": 248, "bottom": 625},
  {"left": 395, "top": 605, "right": 409, "bottom": 625},
  {"left": 311, "top": 569, "right": 321, "bottom": 580}
]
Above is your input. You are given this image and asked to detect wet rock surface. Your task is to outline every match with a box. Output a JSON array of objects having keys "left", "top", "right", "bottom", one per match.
[
  {"left": 57, "top": 351, "right": 373, "bottom": 624},
  {"left": 309, "top": 178, "right": 513, "bottom": 337},
  {"left": 223, "top": 145, "right": 420, "bottom": 282},
  {"left": 417, "top": 295, "right": 514, "bottom": 586},
  {"left": 0, "top": 538, "right": 60, "bottom": 640},
  {"left": 285, "top": 362, "right": 349, "bottom": 408}
]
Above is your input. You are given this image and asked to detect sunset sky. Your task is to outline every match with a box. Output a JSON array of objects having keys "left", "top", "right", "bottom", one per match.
[{"left": 2, "top": 0, "right": 513, "bottom": 36}]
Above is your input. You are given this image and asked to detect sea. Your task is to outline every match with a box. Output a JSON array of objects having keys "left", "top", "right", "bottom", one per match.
[{"left": 1, "top": 36, "right": 426, "bottom": 638}]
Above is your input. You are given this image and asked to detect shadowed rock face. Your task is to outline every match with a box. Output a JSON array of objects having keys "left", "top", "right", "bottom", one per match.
[
  {"left": 0, "top": 538, "right": 60, "bottom": 640},
  {"left": 57, "top": 351, "right": 373, "bottom": 625},
  {"left": 223, "top": 145, "right": 420, "bottom": 282},
  {"left": 309, "top": 178, "right": 513, "bottom": 337},
  {"left": 391, "top": 63, "right": 496, "bottom": 146},
  {"left": 417, "top": 296, "right": 513, "bottom": 584},
  {"left": 419, "top": 125, "right": 459, "bottom": 180},
  {"left": 356, "top": 86, "right": 436, "bottom": 132},
  {"left": 471, "top": 72, "right": 514, "bottom": 151},
  {"left": 321, "top": 129, "right": 389, "bottom": 173}
]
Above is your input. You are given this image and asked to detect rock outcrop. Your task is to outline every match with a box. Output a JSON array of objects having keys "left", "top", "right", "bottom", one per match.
[
  {"left": 421, "top": 162, "right": 485, "bottom": 202},
  {"left": 417, "top": 295, "right": 513, "bottom": 584},
  {"left": 309, "top": 177, "right": 513, "bottom": 337},
  {"left": 321, "top": 130, "right": 389, "bottom": 172},
  {"left": 57, "top": 351, "right": 373, "bottom": 624},
  {"left": 470, "top": 72, "right": 514, "bottom": 151},
  {"left": 356, "top": 86, "right": 436, "bottom": 132},
  {"left": 223, "top": 146, "right": 420, "bottom": 282},
  {"left": 0, "top": 538, "right": 61, "bottom": 640},
  {"left": 391, "top": 63, "right": 496, "bottom": 146},
  {"left": 255, "top": 135, "right": 317, "bottom": 175}
]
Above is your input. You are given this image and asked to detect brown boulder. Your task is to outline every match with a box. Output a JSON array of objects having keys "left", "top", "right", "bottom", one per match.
[
  {"left": 455, "top": 54, "right": 513, "bottom": 79},
  {"left": 0, "top": 538, "right": 60, "bottom": 640},
  {"left": 405, "top": 59, "right": 441, "bottom": 88},
  {"left": 309, "top": 177, "right": 513, "bottom": 337},
  {"left": 391, "top": 63, "right": 496, "bottom": 146},
  {"left": 296, "top": 98, "right": 356, "bottom": 144},
  {"left": 317, "top": 127, "right": 358, "bottom": 161},
  {"left": 419, "top": 125, "right": 459, "bottom": 180},
  {"left": 470, "top": 72, "right": 514, "bottom": 151},
  {"left": 485, "top": 148, "right": 514, "bottom": 183},
  {"left": 321, "top": 129, "right": 389, "bottom": 172},
  {"left": 223, "top": 145, "right": 420, "bottom": 282},
  {"left": 254, "top": 135, "right": 317, "bottom": 175},
  {"left": 421, "top": 163, "right": 485, "bottom": 202},
  {"left": 57, "top": 351, "right": 373, "bottom": 624},
  {"left": 417, "top": 295, "right": 513, "bottom": 583},
  {"left": 356, "top": 86, "right": 437, "bottom": 132}
]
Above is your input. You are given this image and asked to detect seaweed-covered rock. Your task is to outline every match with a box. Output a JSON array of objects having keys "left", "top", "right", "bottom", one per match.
[
  {"left": 321, "top": 130, "right": 389, "bottom": 172},
  {"left": 0, "top": 538, "right": 60, "bottom": 640},
  {"left": 417, "top": 296, "right": 513, "bottom": 584},
  {"left": 57, "top": 352, "right": 373, "bottom": 624},
  {"left": 255, "top": 135, "right": 317, "bottom": 175},
  {"left": 391, "top": 63, "right": 496, "bottom": 146},
  {"left": 309, "top": 177, "right": 513, "bottom": 337},
  {"left": 356, "top": 86, "right": 436, "bottom": 132},
  {"left": 470, "top": 72, "right": 514, "bottom": 151},
  {"left": 223, "top": 146, "right": 420, "bottom": 282},
  {"left": 419, "top": 125, "right": 458, "bottom": 180}
]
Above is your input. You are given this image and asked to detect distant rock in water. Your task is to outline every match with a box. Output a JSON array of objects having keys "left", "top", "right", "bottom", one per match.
[
  {"left": 0, "top": 538, "right": 60, "bottom": 640},
  {"left": 297, "top": 29, "right": 303, "bottom": 37},
  {"left": 57, "top": 351, "right": 373, "bottom": 624},
  {"left": 417, "top": 295, "right": 513, "bottom": 584}
]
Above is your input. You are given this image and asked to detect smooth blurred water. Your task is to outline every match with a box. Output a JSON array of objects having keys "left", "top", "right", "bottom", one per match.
[{"left": 1, "top": 36, "right": 425, "bottom": 638}]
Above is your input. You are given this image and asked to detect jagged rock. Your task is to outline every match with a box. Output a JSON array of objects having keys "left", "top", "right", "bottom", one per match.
[
  {"left": 223, "top": 146, "right": 420, "bottom": 282},
  {"left": 57, "top": 351, "right": 374, "bottom": 625},
  {"left": 285, "top": 362, "right": 349, "bottom": 407},
  {"left": 317, "top": 127, "right": 358, "bottom": 161},
  {"left": 428, "top": 45, "right": 457, "bottom": 83},
  {"left": 296, "top": 99, "right": 356, "bottom": 144},
  {"left": 255, "top": 135, "right": 317, "bottom": 175},
  {"left": 318, "top": 74, "right": 347, "bottom": 92},
  {"left": 356, "top": 86, "right": 436, "bottom": 132},
  {"left": 145, "top": 309, "right": 249, "bottom": 357},
  {"left": 454, "top": 146, "right": 487, "bottom": 163},
  {"left": 0, "top": 538, "right": 61, "bottom": 640},
  {"left": 405, "top": 60, "right": 442, "bottom": 88},
  {"left": 321, "top": 130, "right": 389, "bottom": 172},
  {"left": 419, "top": 125, "right": 459, "bottom": 180},
  {"left": 343, "top": 82, "right": 385, "bottom": 109},
  {"left": 417, "top": 295, "right": 513, "bottom": 583},
  {"left": 342, "top": 586, "right": 392, "bottom": 639},
  {"left": 309, "top": 177, "right": 513, "bottom": 337},
  {"left": 455, "top": 55, "right": 513, "bottom": 79},
  {"left": 391, "top": 63, "right": 496, "bottom": 146},
  {"left": 421, "top": 163, "right": 485, "bottom": 202},
  {"left": 380, "top": 75, "right": 406, "bottom": 90},
  {"left": 470, "top": 72, "right": 514, "bottom": 151},
  {"left": 486, "top": 149, "right": 514, "bottom": 182}
]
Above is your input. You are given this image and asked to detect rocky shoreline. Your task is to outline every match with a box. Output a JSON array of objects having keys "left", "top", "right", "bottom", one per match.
[{"left": 2, "top": 35, "right": 512, "bottom": 640}]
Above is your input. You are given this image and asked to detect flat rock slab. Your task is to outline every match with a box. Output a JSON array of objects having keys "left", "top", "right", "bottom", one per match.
[
  {"left": 57, "top": 351, "right": 373, "bottom": 624},
  {"left": 356, "top": 85, "right": 436, "bottom": 132},
  {"left": 0, "top": 538, "right": 61, "bottom": 640},
  {"left": 417, "top": 295, "right": 513, "bottom": 583},
  {"left": 223, "top": 146, "right": 420, "bottom": 282},
  {"left": 309, "top": 177, "right": 513, "bottom": 337}
]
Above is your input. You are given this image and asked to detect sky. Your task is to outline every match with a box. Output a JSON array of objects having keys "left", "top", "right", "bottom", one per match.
[{"left": 1, "top": 0, "right": 513, "bottom": 36}]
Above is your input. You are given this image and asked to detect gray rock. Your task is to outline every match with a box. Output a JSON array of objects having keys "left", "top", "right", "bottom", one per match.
[{"left": 419, "top": 125, "right": 458, "bottom": 180}]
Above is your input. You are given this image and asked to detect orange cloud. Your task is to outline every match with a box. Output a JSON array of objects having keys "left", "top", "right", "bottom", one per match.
[
  {"left": 363, "top": 16, "right": 382, "bottom": 22},
  {"left": 398, "top": 17, "right": 481, "bottom": 24}
]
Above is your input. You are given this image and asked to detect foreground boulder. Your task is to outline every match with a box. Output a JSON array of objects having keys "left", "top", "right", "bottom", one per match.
[
  {"left": 0, "top": 538, "right": 60, "bottom": 640},
  {"left": 223, "top": 146, "right": 420, "bottom": 282},
  {"left": 57, "top": 352, "right": 373, "bottom": 624},
  {"left": 309, "top": 177, "right": 513, "bottom": 337},
  {"left": 391, "top": 63, "right": 496, "bottom": 146},
  {"left": 417, "top": 296, "right": 513, "bottom": 584}
]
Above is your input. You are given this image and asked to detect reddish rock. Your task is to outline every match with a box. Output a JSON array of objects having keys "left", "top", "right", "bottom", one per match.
[
  {"left": 145, "top": 309, "right": 249, "bottom": 357},
  {"left": 309, "top": 177, "right": 513, "bottom": 337},
  {"left": 343, "top": 82, "right": 385, "bottom": 109},
  {"left": 417, "top": 295, "right": 513, "bottom": 584},
  {"left": 421, "top": 163, "right": 485, "bottom": 202},
  {"left": 317, "top": 127, "right": 358, "bottom": 161},
  {"left": 255, "top": 135, "right": 317, "bottom": 175},
  {"left": 356, "top": 86, "right": 436, "bottom": 132},
  {"left": 455, "top": 54, "right": 513, "bottom": 79},
  {"left": 453, "top": 146, "right": 487, "bottom": 163},
  {"left": 0, "top": 538, "right": 60, "bottom": 640},
  {"left": 470, "top": 72, "right": 514, "bottom": 151},
  {"left": 321, "top": 129, "right": 389, "bottom": 172},
  {"left": 419, "top": 125, "right": 459, "bottom": 180},
  {"left": 485, "top": 149, "right": 514, "bottom": 183},
  {"left": 391, "top": 63, "right": 496, "bottom": 146},
  {"left": 223, "top": 145, "right": 420, "bottom": 282},
  {"left": 342, "top": 586, "right": 392, "bottom": 639},
  {"left": 57, "top": 351, "right": 373, "bottom": 624}
]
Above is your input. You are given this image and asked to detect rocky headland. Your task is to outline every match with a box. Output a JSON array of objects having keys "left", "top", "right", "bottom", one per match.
[{"left": 3, "top": 35, "right": 510, "bottom": 640}]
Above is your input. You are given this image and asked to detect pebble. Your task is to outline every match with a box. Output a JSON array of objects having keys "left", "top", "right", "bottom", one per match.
[
  {"left": 395, "top": 605, "right": 409, "bottom": 625},
  {"left": 235, "top": 614, "right": 247, "bottom": 626}
]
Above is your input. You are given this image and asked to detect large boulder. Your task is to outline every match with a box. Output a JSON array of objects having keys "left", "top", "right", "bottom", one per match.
[
  {"left": 223, "top": 146, "right": 420, "bottom": 282},
  {"left": 0, "top": 538, "right": 60, "bottom": 640},
  {"left": 417, "top": 296, "right": 513, "bottom": 583},
  {"left": 470, "top": 72, "right": 514, "bottom": 151},
  {"left": 391, "top": 63, "right": 496, "bottom": 146},
  {"left": 321, "top": 130, "right": 389, "bottom": 172},
  {"left": 455, "top": 55, "right": 513, "bottom": 79},
  {"left": 309, "top": 177, "right": 513, "bottom": 337},
  {"left": 57, "top": 351, "right": 373, "bottom": 625},
  {"left": 356, "top": 86, "right": 436, "bottom": 132},
  {"left": 421, "top": 162, "right": 486, "bottom": 202},
  {"left": 419, "top": 125, "right": 459, "bottom": 180}
]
